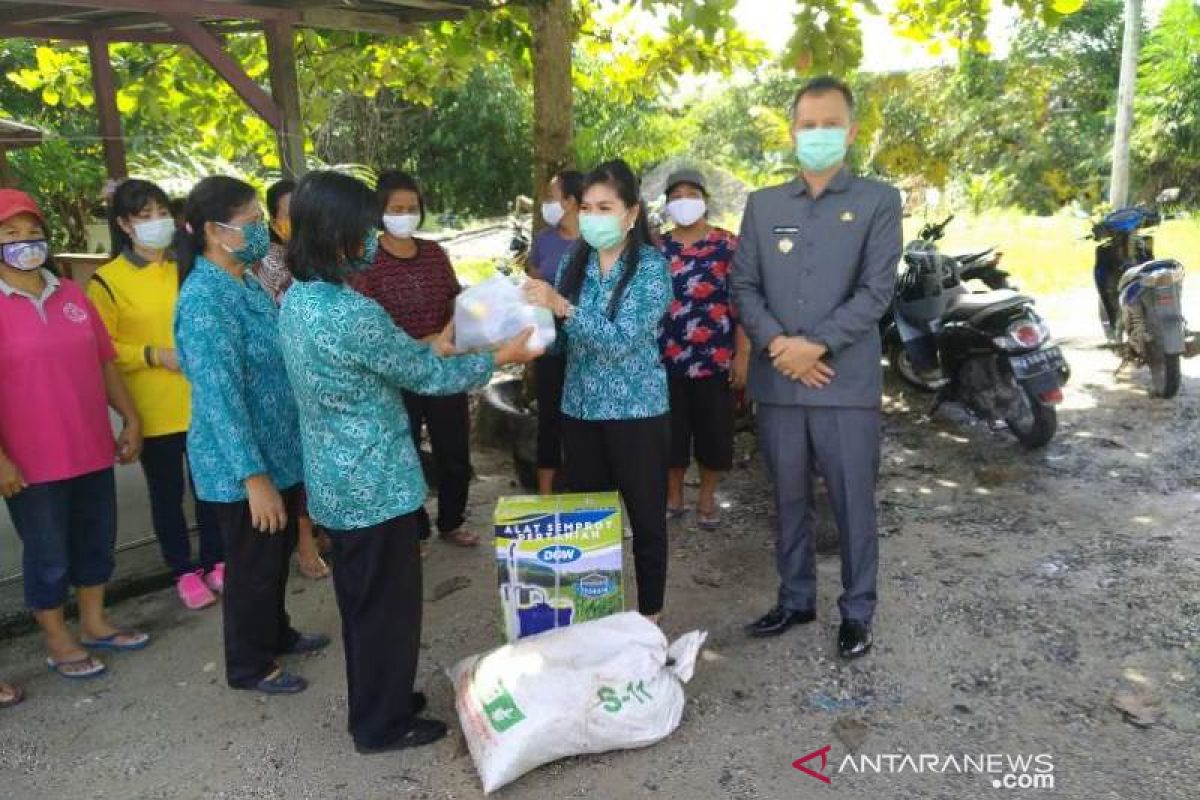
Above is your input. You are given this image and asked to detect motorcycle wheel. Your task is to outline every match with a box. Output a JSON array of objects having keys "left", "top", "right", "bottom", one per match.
[
  {"left": 1147, "top": 345, "right": 1181, "bottom": 399},
  {"left": 887, "top": 339, "right": 938, "bottom": 392},
  {"left": 1005, "top": 386, "right": 1057, "bottom": 448}
]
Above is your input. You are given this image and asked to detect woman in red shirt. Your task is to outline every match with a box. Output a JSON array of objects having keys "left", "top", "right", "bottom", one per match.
[
  {"left": 353, "top": 171, "right": 477, "bottom": 547},
  {"left": 0, "top": 189, "right": 147, "bottom": 690}
]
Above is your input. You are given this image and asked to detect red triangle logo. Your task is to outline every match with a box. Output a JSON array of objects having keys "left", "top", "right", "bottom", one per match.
[{"left": 792, "top": 745, "right": 833, "bottom": 784}]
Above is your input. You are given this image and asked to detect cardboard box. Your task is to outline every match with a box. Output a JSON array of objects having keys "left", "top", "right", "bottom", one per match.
[{"left": 494, "top": 493, "right": 625, "bottom": 642}]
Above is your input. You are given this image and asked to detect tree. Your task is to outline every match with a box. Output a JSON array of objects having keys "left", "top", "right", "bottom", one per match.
[{"left": 1135, "top": 0, "right": 1200, "bottom": 202}]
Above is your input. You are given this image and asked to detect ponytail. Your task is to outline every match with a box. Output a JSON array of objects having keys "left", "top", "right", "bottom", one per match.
[{"left": 178, "top": 176, "right": 257, "bottom": 284}]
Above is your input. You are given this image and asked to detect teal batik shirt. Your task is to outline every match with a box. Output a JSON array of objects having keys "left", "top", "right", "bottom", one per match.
[
  {"left": 556, "top": 244, "right": 671, "bottom": 421},
  {"left": 175, "top": 256, "right": 304, "bottom": 502},
  {"left": 278, "top": 279, "right": 494, "bottom": 531}
]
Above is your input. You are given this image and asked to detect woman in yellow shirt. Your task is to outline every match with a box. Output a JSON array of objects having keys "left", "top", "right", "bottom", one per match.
[{"left": 88, "top": 179, "right": 224, "bottom": 610}]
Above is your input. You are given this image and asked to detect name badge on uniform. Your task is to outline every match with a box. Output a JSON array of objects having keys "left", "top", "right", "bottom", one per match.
[{"left": 773, "top": 225, "right": 799, "bottom": 254}]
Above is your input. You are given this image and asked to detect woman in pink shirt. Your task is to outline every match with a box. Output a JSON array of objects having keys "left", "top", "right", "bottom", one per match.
[{"left": 0, "top": 190, "right": 147, "bottom": 685}]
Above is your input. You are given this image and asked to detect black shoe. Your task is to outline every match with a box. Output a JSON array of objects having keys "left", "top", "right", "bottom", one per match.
[
  {"left": 745, "top": 606, "right": 816, "bottom": 638},
  {"left": 284, "top": 632, "right": 331, "bottom": 655},
  {"left": 354, "top": 717, "right": 448, "bottom": 754},
  {"left": 253, "top": 670, "right": 308, "bottom": 695},
  {"left": 838, "top": 620, "right": 873, "bottom": 659},
  {"left": 347, "top": 693, "right": 427, "bottom": 733}
]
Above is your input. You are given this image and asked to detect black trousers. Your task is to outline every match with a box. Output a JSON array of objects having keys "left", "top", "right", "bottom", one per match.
[
  {"left": 534, "top": 354, "right": 567, "bottom": 469},
  {"left": 328, "top": 512, "right": 423, "bottom": 749},
  {"left": 213, "top": 485, "right": 302, "bottom": 688},
  {"left": 668, "top": 375, "right": 735, "bottom": 471},
  {"left": 139, "top": 432, "right": 223, "bottom": 576},
  {"left": 402, "top": 391, "right": 470, "bottom": 538},
  {"left": 562, "top": 414, "right": 670, "bottom": 615}
]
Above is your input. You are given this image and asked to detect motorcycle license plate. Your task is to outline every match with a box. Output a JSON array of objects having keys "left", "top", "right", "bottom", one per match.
[{"left": 1010, "top": 347, "right": 1065, "bottom": 380}]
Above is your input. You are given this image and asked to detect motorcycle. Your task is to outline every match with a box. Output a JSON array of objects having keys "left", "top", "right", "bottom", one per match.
[
  {"left": 911, "top": 214, "right": 1013, "bottom": 291},
  {"left": 1090, "top": 189, "right": 1198, "bottom": 398},
  {"left": 882, "top": 244, "right": 1068, "bottom": 449}
]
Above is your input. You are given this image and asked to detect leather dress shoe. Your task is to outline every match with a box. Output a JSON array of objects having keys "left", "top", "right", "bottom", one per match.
[
  {"left": 745, "top": 605, "right": 816, "bottom": 638},
  {"left": 284, "top": 632, "right": 331, "bottom": 655},
  {"left": 838, "top": 620, "right": 873, "bottom": 659},
  {"left": 355, "top": 717, "right": 448, "bottom": 754}
]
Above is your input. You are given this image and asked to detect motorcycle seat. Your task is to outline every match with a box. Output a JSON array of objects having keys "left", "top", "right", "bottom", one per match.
[{"left": 942, "top": 289, "right": 1032, "bottom": 323}]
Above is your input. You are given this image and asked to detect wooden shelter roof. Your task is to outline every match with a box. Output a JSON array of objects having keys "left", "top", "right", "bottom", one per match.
[
  {"left": 0, "top": 119, "right": 45, "bottom": 151},
  {"left": 0, "top": 1, "right": 507, "bottom": 40}
]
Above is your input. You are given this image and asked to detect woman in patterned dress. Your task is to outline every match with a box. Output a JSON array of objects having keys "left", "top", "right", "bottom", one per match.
[
  {"left": 175, "top": 176, "right": 329, "bottom": 696},
  {"left": 658, "top": 168, "right": 751, "bottom": 530},
  {"left": 278, "top": 171, "right": 539, "bottom": 753},
  {"left": 523, "top": 160, "right": 673, "bottom": 623},
  {"left": 253, "top": 178, "right": 330, "bottom": 581}
]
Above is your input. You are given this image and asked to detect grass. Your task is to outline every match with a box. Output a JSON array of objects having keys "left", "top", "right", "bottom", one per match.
[{"left": 909, "top": 211, "right": 1200, "bottom": 296}]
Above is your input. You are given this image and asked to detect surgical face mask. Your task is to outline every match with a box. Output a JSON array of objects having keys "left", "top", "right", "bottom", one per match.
[
  {"left": 383, "top": 214, "right": 420, "bottom": 239},
  {"left": 542, "top": 201, "right": 566, "bottom": 227},
  {"left": 579, "top": 213, "right": 628, "bottom": 251},
  {"left": 795, "top": 127, "right": 849, "bottom": 172},
  {"left": 350, "top": 229, "right": 380, "bottom": 271},
  {"left": 218, "top": 219, "right": 271, "bottom": 265},
  {"left": 666, "top": 197, "right": 707, "bottom": 227},
  {"left": 132, "top": 217, "right": 175, "bottom": 250},
  {"left": 1, "top": 239, "right": 49, "bottom": 272}
]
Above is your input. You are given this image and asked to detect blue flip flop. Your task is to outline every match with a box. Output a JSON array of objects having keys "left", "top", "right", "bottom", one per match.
[
  {"left": 46, "top": 656, "right": 107, "bottom": 680},
  {"left": 80, "top": 630, "right": 150, "bottom": 652}
]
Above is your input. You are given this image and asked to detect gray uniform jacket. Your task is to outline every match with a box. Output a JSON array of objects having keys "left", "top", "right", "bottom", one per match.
[{"left": 730, "top": 168, "right": 903, "bottom": 408}]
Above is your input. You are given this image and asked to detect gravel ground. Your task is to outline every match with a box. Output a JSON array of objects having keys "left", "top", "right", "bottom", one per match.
[{"left": 1, "top": 285, "right": 1198, "bottom": 800}]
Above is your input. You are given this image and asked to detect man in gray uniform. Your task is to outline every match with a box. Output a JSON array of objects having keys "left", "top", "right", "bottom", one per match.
[{"left": 730, "top": 76, "right": 902, "bottom": 658}]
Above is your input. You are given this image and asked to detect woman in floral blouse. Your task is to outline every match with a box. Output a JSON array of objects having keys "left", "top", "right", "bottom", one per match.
[
  {"left": 658, "top": 168, "right": 751, "bottom": 530},
  {"left": 175, "top": 176, "right": 329, "bottom": 696},
  {"left": 524, "top": 159, "right": 673, "bottom": 623},
  {"left": 252, "top": 178, "right": 329, "bottom": 581},
  {"left": 278, "top": 171, "right": 539, "bottom": 754}
]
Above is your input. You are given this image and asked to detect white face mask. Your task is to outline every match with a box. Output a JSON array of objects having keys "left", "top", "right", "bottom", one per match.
[
  {"left": 383, "top": 214, "right": 420, "bottom": 239},
  {"left": 666, "top": 197, "right": 707, "bottom": 227},
  {"left": 541, "top": 201, "right": 566, "bottom": 227},
  {"left": 132, "top": 217, "right": 176, "bottom": 250}
]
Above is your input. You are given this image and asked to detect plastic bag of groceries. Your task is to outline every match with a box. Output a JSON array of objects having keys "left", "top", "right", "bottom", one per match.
[
  {"left": 449, "top": 612, "right": 707, "bottom": 794},
  {"left": 454, "top": 276, "right": 556, "bottom": 352}
]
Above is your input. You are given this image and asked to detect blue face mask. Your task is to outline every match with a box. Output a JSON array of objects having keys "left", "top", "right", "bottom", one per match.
[
  {"left": 219, "top": 219, "right": 271, "bottom": 265},
  {"left": 795, "top": 127, "right": 849, "bottom": 173},
  {"left": 579, "top": 213, "right": 627, "bottom": 251},
  {"left": 349, "top": 229, "right": 380, "bottom": 271},
  {"left": 1, "top": 239, "right": 49, "bottom": 272}
]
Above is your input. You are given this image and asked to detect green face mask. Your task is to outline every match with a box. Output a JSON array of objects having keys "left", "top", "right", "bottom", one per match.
[
  {"left": 579, "top": 213, "right": 627, "bottom": 251},
  {"left": 795, "top": 127, "right": 849, "bottom": 172}
]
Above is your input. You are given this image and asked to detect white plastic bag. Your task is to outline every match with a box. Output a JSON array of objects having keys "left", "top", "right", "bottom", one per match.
[
  {"left": 454, "top": 276, "right": 556, "bottom": 352},
  {"left": 449, "top": 612, "right": 707, "bottom": 794}
]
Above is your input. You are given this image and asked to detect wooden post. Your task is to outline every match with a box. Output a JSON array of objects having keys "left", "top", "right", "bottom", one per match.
[
  {"left": 263, "top": 20, "right": 306, "bottom": 179},
  {"left": 530, "top": 0, "right": 575, "bottom": 234},
  {"left": 1109, "top": 0, "right": 1141, "bottom": 209},
  {"left": 86, "top": 32, "right": 128, "bottom": 182}
]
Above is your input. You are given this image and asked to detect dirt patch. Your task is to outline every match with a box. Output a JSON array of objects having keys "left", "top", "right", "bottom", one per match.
[{"left": 1, "top": 289, "right": 1198, "bottom": 799}]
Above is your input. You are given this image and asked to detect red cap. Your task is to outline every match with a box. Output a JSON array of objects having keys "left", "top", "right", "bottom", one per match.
[{"left": 0, "top": 189, "right": 46, "bottom": 226}]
